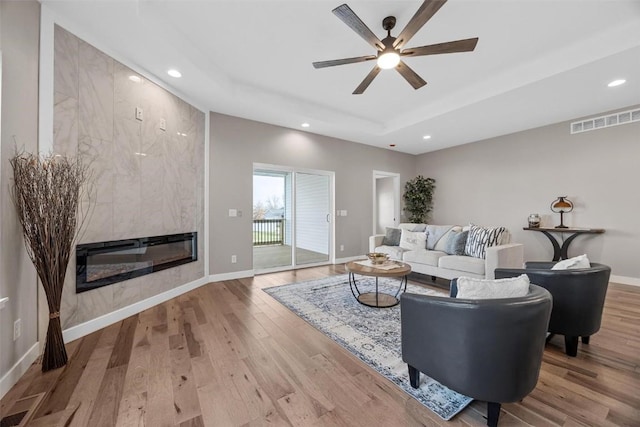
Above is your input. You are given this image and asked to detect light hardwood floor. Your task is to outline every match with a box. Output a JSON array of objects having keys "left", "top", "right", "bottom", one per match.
[{"left": 2, "top": 265, "right": 639, "bottom": 426}]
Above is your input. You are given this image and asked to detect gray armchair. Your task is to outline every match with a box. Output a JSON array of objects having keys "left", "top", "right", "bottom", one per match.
[
  {"left": 495, "top": 262, "right": 611, "bottom": 356},
  {"left": 401, "top": 284, "right": 552, "bottom": 427}
]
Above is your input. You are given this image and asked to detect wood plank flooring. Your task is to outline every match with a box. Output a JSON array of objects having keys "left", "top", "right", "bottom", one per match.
[{"left": 2, "top": 265, "right": 639, "bottom": 426}]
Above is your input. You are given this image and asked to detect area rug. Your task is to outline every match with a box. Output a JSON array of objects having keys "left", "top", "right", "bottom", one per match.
[{"left": 264, "top": 274, "right": 472, "bottom": 420}]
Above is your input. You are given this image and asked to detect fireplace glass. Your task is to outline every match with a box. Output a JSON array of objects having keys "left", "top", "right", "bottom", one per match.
[{"left": 76, "top": 232, "right": 197, "bottom": 293}]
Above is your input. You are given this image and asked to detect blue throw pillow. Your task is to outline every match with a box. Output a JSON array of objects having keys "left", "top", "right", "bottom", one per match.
[
  {"left": 381, "top": 227, "right": 401, "bottom": 246},
  {"left": 445, "top": 230, "right": 468, "bottom": 255}
]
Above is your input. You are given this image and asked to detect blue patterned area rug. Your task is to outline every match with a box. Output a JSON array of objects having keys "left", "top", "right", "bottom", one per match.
[{"left": 264, "top": 274, "right": 472, "bottom": 420}]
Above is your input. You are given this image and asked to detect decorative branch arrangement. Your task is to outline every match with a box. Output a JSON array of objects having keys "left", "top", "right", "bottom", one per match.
[
  {"left": 10, "top": 152, "right": 91, "bottom": 371},
  {"left": 403, "top": 175, "right": 436, "bottom": 224}
]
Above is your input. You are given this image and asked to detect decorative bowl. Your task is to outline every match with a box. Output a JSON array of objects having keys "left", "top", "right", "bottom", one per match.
[{"left": 366, "top": 252, "right": 389, "bottom": 265}]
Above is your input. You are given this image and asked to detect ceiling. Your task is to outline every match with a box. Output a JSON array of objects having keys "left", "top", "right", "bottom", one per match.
[{"left": 42, "top": 0, "right": 640, "bottom": 155}]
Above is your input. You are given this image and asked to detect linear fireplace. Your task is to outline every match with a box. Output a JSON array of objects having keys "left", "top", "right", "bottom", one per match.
[{"left": 76, "top": 232, "right": 197, "bottom": 293}]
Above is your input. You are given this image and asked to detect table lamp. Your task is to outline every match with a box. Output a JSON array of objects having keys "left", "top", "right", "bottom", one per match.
[{"left": 550, "top": 196, "right": 573, "bottom": 228}]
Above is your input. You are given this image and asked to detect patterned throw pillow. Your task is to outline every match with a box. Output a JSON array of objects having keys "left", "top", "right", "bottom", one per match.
[
  {"left": 381, "top": 227, "right": 402, "bottom": 246},
  {"left": 464, "top": 224, "right": 508, "bottom": 259},
  {"left": 399, "top": 229, "right": 427, "bottom": 251}
]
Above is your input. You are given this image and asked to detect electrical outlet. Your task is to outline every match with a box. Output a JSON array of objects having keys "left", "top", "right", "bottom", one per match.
[
  {"left": 14, "top": 318, "right": 21, "bottom": 341},
  {"left": 231, "top": 255, "right": 237, "bottom": 264},
  {"left": 135, "top": 106, "right": 143, "bottom": 121},
  {"left": 159, "top": 118, "right": 166, "bottom": 131}
]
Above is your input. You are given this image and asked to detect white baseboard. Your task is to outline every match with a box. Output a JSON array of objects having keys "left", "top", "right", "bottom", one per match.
[
  {"left": 610, "top": 275, "right": 640, "bottom": 287},
  {"left": 0, "top": 342, "right": 39, "bottom": 400},
  {"left": 335, "top": 255, "right": 365, "bottom": 264},
  {"left": 63, "top": 276, "right": 209, "bottom": 343},
  {"left": 208, "top": 269, "right": 254, "bottom": 283}
]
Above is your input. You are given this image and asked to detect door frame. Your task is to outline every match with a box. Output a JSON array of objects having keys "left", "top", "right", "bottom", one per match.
[
  {"left": 253, "top": 163, "right": 335, "bottom": 274},
  {"left": 372, "top": 170, "right": 401, "bottom": 235}
]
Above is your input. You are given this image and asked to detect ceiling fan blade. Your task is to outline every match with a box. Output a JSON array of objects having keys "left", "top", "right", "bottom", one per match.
[
  {"left": 353, "top": 66, "right": 381, "bottom": 94},
  {"left": 396, "top": 61, "right": 427, "bottom": 90},
  {"left": 401, "top": 38, "right": 479, "bottom": 57},
  {"left": 313, "top": 55, "right": 377, "bottom": 69},
  {"left": 393, "top": 0, "right": 447, "bottom": 50},
  {"left": 333, "top": 4, "right": 385, "bottom": 51}
]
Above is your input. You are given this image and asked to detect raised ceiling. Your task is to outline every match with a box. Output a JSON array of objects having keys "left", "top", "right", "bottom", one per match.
[{"left": 43, "top": 0, "right": 640, "bottom": 155}]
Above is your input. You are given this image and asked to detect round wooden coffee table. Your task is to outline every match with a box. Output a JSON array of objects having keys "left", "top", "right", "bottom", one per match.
[{"left": 345, "top": 260, "right": 411, "bottom": 308}]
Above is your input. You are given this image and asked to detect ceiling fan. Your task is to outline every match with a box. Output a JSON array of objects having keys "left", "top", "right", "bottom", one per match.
[{"left": 312, "top": 0, "right": 479, "bottom": 94}]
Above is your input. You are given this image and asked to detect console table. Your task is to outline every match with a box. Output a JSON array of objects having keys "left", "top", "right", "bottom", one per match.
[{"left": 523, "top": 227, "right": 605, "bottom": 261}]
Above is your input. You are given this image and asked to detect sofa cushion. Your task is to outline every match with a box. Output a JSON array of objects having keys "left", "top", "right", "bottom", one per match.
[
  {"left": 398, "top": 223, "right": 427, "bottom": 232},
  {"left": 464, "top": 224, "right": 508, "bottom": 259},
  {"left": 445, "top": 230, "right": 469, "bottom": 255},
  {"left": 439, "top": 255, "right": 486, "bottom": 276},
  {"left": 381, "top": 227, "right": 401, "bottom": 246},
  {"left": 433, "top": 226, "right": 463, "bottom": 252},
  {"left": 425, "top": 225, "right": 453, "bottom": 250},
  {"left": 403, "top": 249, "right": 447, "bottom": 266},
  {"left": 374, "top": 245, "right": 406, "bottom": 261},
  {"left": 455, "top": 274, "right": 530, "bottom": 299},
  {"left": 399, "top": 229, "right": 427, "bottom": 251}
]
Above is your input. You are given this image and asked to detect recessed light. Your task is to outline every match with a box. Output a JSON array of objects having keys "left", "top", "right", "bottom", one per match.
[
  {"left": 301, "top": 123, "right": 310, "bottom": 128},
  {"left": 129, "top": 75, "right": 142, "bottom": 83},
  {"left": 167, "top": 69, "right": 182, "bottom": 78},
  {"left": 423, "top": 135, "right": 432, "bottom": 140},
  {"left": 607, "top": 79, "right": 626, "bottom": 87}
]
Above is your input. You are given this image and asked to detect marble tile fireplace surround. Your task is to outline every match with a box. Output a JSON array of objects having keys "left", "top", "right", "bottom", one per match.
[{"left": 76, "top": 232, "right": 197, "bottom": 293}]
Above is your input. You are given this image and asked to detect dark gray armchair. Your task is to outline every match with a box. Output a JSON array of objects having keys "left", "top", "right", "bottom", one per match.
[
  {"left": 401, "top": 284, "right": 551, "bottom": 427},
  {"left": 495, "top": 262, "right": 611, "bottom": 356}
]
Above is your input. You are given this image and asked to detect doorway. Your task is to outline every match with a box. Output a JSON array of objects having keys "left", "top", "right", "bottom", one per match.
[
  {"left": 253, "top": 164, "right": 334, "bottom": 272},
  {"left": 373, "top": 171, "right": 401, "bottom": 234}
]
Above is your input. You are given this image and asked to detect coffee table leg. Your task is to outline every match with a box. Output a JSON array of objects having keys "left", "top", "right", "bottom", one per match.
[
  {"left": 394, "top": 275, "right": 408, "bottom": 299},
  {"left": 348, "top": 272, "right": 361, "bottom": 300},
  {"left": 375, "top": 276, "right": 379, "bottom": 307}
]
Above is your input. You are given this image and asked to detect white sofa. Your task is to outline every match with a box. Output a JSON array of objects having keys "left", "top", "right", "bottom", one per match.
[{"left": 369, "top": 223, "right": 524, "bottom": 280}]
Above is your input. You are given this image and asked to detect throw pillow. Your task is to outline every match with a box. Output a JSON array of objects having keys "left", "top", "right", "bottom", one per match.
[
  {"left": 381, "top": 227, "right": 402, "bottom": 246},
  {"left": 426, "top": 225, "right": 454, "bottom": 250},
  {"left": 551, "top": 254, "right": 591, "bottom": 270},
  {"left": 456, "top": 274, "right": 530, "bottom": 299},
  {"left": 445, "top": 230, "right": 469, "bottom": 255},
  {"left": 464, "top": 224, "right": 508, "bottom": 259},
  {"left": 399, "top": 229, "right": 427, "bottom": 251}
]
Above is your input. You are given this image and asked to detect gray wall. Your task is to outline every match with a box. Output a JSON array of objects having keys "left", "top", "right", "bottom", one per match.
[
  {"left": 53, "top": 26, "right": 205, "bottom": 329},
  {"left": 416, "top": 106, "right": 640, "bottom": 279},
  {"left": 209, "top": 113, "right": 416, "bottom": 274},
  {"left": 0, "top": 0, "right": 40, "bottom": 384}
]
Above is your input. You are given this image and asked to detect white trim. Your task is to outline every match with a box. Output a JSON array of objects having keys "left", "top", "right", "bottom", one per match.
[
  {"left": 208, "top": 270, "right": 255, "bottom": 283},
  {"left": 39, "top": 6, "right": 55, "bottom": 155},
  {"left": 610, "top": 275, "right": 640, "bottom": 287},
  {"left": 0, "top": 343, "right": 39, "bottom": 399},
  {"left": 62, "top": 276, "right": 208, "bottom": 343},
  {"left": 204, "top": 112, "right": 210, "bottom": 277},
  {"left": 335, "top": 255, "right": 366, "bottom": 264}
]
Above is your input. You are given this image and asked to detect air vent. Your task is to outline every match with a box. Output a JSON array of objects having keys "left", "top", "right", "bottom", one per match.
[{"left": 571, "top": 108, "right": 640, "bottom": 134}]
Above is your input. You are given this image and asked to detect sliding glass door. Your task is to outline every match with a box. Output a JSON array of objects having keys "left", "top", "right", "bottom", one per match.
[
  {"left": 253, "top": 165, "right": 333, "bottom": 272},
  {"left": 295, "top": 172, "right": 330, "bottom": 265}
]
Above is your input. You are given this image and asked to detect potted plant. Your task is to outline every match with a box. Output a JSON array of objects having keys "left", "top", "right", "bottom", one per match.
[
  {"left": 403, "top": 175, "right": 436, "bottom": 223},
  {"left": 10, "top": 152, "right": 91, "bottom": 371}
]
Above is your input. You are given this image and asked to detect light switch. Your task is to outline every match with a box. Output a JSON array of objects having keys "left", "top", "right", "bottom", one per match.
[
  {"left": 159, "top": 118, "right": 166, "bottom": 131},
  {"left": 341, "top": 210, "right": 348, "bottom": 217},
  {"left": 135, "top": 106, "right": 143, "bottom": 121},
  {"left": 228, "top": 209, "right": 237, "bottom": 217}
]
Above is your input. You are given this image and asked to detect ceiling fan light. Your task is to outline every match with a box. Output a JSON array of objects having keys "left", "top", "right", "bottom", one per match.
[{"left": 377, "top": 51, "right": 400, "bottom": 69}]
